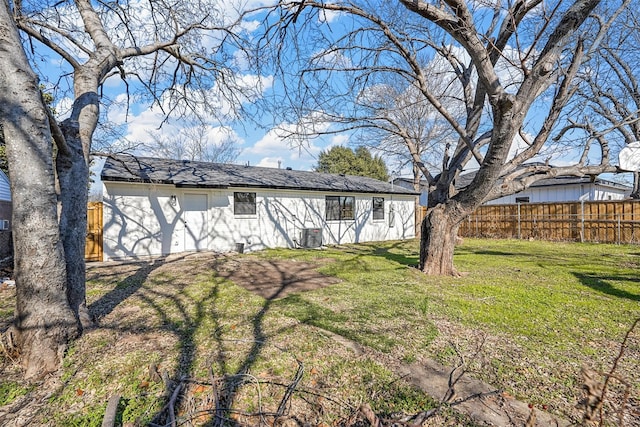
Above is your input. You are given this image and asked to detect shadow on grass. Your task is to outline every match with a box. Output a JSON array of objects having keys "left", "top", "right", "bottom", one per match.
[
  {"left": 201, "top": 258, "right": 322, "bottom": 426},
  {"left": 455, "top": 248, "right": 521, "bottom": 258},
  {"left": 14, "top": 243, "right": 420, "bottom": 425},
  {"left": 574, "top": 272, "right": 640, "bottom": 302},
  {"left": 372, "top": 245, "right": 418, "bottom": 266},
  {"left": 88, "top": 256, "right": 175, "bottom": 321},
  {"left": 339, "top": 240, "right": 419, "bottom": 267},
  {"left": 87, "top": 254, "right": 326, "bottom": 426}
]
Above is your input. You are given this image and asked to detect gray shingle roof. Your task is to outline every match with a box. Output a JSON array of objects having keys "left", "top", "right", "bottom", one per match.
[
  {"left": 394, "top": 170, "right": 631, "bottom": 193},
  {"left": 455, "top": 171, "right": 631, "bottom": 191},
  {"left": 100, "top": 154, "right": 418, "bottom": 195}
]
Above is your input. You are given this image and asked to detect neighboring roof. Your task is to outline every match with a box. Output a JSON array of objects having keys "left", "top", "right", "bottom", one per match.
[
  {"left": 393, "top": 177, "right": 429, "bottom": 190},
  {"left": 0, "top": 170, "right": 10, "bottom": 202},
  {"left": 455, "top": 171, "right": 631, "bottom": 191},
  {"left": 100, "top": 154, "right": 418, "bottom": 196},
  {"left": 393, "top": 170, "right": 631, "bottom": 193}
]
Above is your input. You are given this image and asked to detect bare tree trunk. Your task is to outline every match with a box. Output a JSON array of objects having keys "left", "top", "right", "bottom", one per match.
[
  {"left": 413, "top": 164, "right": 423, "bottom": 238},
  {"left": 57, "top": 118, "right": 92, "bottom": 329},
  {"left": 418, "top": 204, "right": 464, "bottom": 276},
  {"left": 56, "top": 65, "right": 107, "bottom": 329},
  {"left": 631, "top": 171, "right": 640, "bottom": 199},
  {"left": 0, "top": 0, "right": 78, "bottom": 378}
]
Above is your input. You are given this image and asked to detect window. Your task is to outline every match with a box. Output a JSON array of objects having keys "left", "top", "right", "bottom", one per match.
[
  {"left": 515, "top": 196, "right": 530, "bottom": 203},
  {"left": 372, "top": 197, "right": 384, "bottom": 220},
  {"left": 0, "top": 220, "right": 7, "bottom": 230},
  {"left": 234, "top": 192, "right": 256, "bottom": 215},
  {"left": 325, "top": 196, "right": 355, "bottom": 220}
]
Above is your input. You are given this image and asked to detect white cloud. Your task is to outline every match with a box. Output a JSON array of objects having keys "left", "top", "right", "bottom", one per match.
[
  {"left": 54, "top": 97, "right": 74, "bottom": 121},
  {"left": 244, "top": 128, "right": 289, "bottom": 156},
  {"left": 240, "top": 111, "right": 339, "bottom": 170},
  {"left": 255, "top": 156, "right": 284, "bottom": 168},
  {"left": 318, "top": 8, "right": 341, "bottom": 24},
  {"left": 100, "top": 66, "right": 272, "bottom": 151},
  {"left": 313, "top": 49, "right": 353, "bottom": 69},
  {"left": 330, "top": 134, "right": 349, "bottom": 146}
]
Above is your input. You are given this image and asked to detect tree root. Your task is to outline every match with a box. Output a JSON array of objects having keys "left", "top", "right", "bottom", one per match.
[{"left": 0, "top": 325, "right": 19, "bottom": 362}]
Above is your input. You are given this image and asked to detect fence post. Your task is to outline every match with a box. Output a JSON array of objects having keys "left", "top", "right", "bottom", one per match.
[
  {"left": 617, "top": 214, "right": 621, "bottom": 245},
  {"left": 517, "top": 203, "right": 521, "bottom": 240},
  {"left": 580, "top": 200, "right": 585, "bottom": 243},
  {"left": 475, "top": 215, "right": 478, "bottom": 237}
]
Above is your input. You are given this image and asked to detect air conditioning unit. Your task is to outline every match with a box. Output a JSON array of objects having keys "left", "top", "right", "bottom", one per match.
[{"left": 300, "top": 228, "right": 322, "bottom": 248}]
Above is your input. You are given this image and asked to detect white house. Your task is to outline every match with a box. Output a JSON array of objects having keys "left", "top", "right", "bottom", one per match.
[
  {"left": 482, "top": 176, "right": 631, "bottom": 204},
  {"left": 394, "top": 173, "right": 631, "bottom": 206},
  {"left": 100, "top": 154, "right": 417, "bottom": 260}
]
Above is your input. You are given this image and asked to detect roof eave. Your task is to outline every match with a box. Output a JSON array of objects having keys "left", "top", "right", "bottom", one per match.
[{"left": 102, "top": 177, "right": 418, "bottom": 195}]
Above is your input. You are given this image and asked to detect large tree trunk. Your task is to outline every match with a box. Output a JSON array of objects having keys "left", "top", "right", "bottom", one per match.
[
  {"left": 413, "top": 163, "right": 423, "bottom": 238},
  {"left": 631, "top": 171, "right": 640, "bottom": 199},
  {"left": 57, "top": 119, "right": 92, "bottom": 329},
  {"left": 418, "top": 203, "right": 466, "bottom": 276},
  {"left": 57, "top": 63, "right": 115, "bottom": 330},
  {"left": 0, "top": 1, "right": 78, "bottom": 378}
]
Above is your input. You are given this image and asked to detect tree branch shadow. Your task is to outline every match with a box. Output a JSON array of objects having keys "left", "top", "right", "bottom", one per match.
[
  {"left": 573, "top": 272, "right": 640, "bottom": 302},
  {"left": 203, "top": 259, "right": 311, "bottom": 426},
  {"left": 87, "top": 256, "right": 175, "bottom": 321}
]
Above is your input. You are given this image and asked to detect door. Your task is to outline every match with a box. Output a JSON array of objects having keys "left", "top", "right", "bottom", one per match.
[
  {"left": 183, "top": 193, "right": 208, "bottom": 251},
  {"left": 85, "top": 202, "right": 103, "bottom": 261}
]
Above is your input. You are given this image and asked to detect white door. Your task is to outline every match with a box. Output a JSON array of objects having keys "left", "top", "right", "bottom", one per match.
[{"left": 183, "top": 193, "right": 208, "bottom": 251}]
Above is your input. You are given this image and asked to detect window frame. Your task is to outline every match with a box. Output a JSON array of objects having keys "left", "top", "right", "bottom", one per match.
[
  {"left": 233, "top": 191, "right": 257, "bottom": 216},
  {"left": 325, "top": 195, "right": 355, "bottom": 221},
  {"left": 515, "top": 196, "right": 530, "bottom": 204},
  {"left": 372, "top": 197, "right": 384, "bottom": 220}
]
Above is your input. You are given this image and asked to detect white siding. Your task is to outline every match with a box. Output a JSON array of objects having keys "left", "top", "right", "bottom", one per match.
[
  {"left": 486, "top": 183, "right": 629, "bottom": 205},
  {"left": 103, "top": 183, "right": 415, "bottom": 260},
  {"left": 0, "top": 171, "right": 10, "bottom": 201}
]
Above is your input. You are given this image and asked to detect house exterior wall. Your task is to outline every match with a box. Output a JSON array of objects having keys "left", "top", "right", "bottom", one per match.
[
  {"left": 0, "top": 170, "right": 11, "bottom": 255},
  {"left": 0, "top": 171, "right": 10, "bottom": 202},
  {"left": 102, "top": 182, "right": 415, "bottom": 260},
  {"left": 0, "top": 229, "right": 10, "bottom": 260},
  {"left": 0, "top": 191, "right": 12, "bottom": 234},
  {"left": 485, "top": 183, "right": 630, "bottom": 205},
  {"left": 0, "top": 200, "right": 10, "bottom": 224}
]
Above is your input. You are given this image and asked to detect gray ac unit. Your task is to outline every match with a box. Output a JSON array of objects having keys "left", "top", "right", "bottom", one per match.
[{"left": 300, "top": 228, "right": 322, "bottom": 248}]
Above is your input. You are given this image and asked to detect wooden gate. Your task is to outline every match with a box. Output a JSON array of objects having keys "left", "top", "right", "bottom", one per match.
[{"left": 86, "top": 202, "right": 103, "bottom": 262}]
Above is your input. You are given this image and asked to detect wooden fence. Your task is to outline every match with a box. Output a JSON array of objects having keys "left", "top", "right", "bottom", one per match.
[
  {"left": 422, "top": 200, "right": 640, "bottom": 244},
  {"left": 86, "top": 202, "right": 103, "bottom": 262}
]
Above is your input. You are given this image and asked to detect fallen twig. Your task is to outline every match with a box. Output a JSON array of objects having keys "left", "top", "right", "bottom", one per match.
[
  {"left": 599, "top": 317, "right": 639, "bottom": 427},
  {"left": 101, "top": 394, "right": 121, "bottom": 427},
  {"left": 168, "top": 380, "right": 183, "bottom": 427},
  {"left": 276, "top": 359, "right": 304, "bottom": 418},
  {"left": 444, "top": 333, "right": 486, "bottom": 403},
  {"left": 358, "top": 403, "right": 381, "bottom": 427}
]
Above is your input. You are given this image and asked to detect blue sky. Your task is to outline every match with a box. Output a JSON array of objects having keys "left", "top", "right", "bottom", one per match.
[
  {"left": 32, "top": 0, "right": 635, "bottom": 186},
  {"left": 34, "top": 0, "right": 352, "bottom": 175}
]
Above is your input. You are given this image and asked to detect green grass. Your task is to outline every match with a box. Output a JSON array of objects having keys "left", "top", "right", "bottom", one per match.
[
  {"left": 259, "top": 239, "right": 640, "bottom": 410},
  {"left": 451, "top": 240, "right": 638, "bottom": 340},
  {"left": 1, "top": 238, "right": 638, "bottom": 425},
  {"left": 0, "top": 381, "right": 32, "bottom": 406}
]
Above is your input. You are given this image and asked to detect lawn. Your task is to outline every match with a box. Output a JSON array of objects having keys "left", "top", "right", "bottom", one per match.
[{"left": 0, "top": 238, "right": 638, "bottom": 426}]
